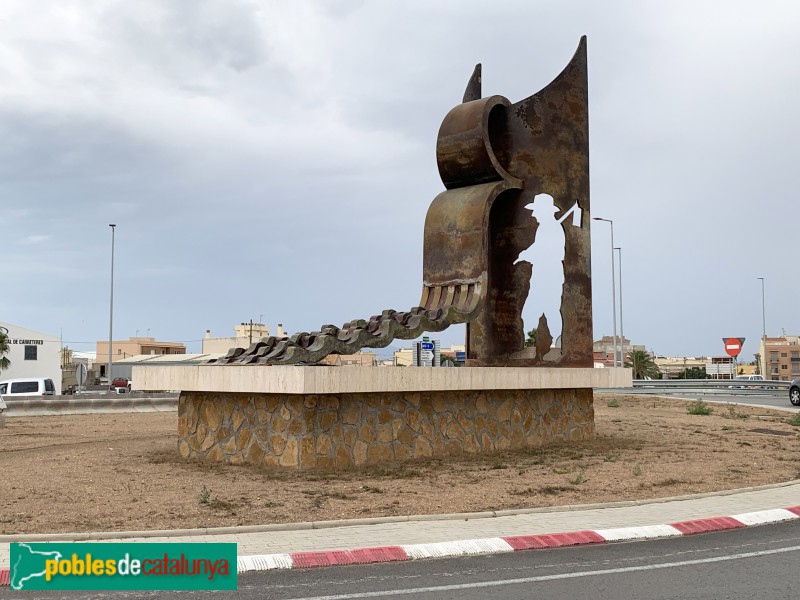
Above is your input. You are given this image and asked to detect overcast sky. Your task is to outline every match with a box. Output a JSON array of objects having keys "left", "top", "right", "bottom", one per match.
[{"left": 2, "top": 0, "right": 798, "bottom": 360}]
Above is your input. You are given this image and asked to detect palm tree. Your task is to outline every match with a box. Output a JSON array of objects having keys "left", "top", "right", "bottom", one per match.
[
  {"left": 524, "top": 328, "right": 537, "bottom": 348},
  {"left": 625, "top": 349, "right": 660, "bottom": 380},
  {"left": 0, "top": 329, "right": 9, "bottom": 372}
]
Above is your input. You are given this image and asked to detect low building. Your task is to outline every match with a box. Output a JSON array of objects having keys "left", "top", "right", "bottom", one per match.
[
  {"left": 95, "top": 337, "right": 186, "bottom": 380},
  {"left": 393, "top": 347, "right": 413, "bottom": 367},
  {"left": 653, "top": 356, "right": 736, "bottom": 379},
  {"left": 202, "top": 323, "right": 288, "bottom": 354},
  {"left": 112, "top": 353, "right": 224, "bottom": 381},
  {"left": 61, "top": 348, "right": 99, "bottom": 391},
  {"left": 318, "top": 352, "right": 378, "bottom": 367},
  {"left": 0, "top": 320, "right": 62, "bottom": 391},
  {"left": 654, "top": 356, "right": 708, "bottom": 379}
]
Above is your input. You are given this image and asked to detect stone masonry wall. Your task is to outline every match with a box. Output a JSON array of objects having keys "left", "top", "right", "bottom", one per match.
[{"left": 177, "top": 389, "right": 594, "bottom": 469}]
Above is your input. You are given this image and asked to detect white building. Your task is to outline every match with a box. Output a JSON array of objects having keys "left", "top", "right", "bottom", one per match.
[{"left": 0, "top": 320, "right": 62, "bottom": 391}]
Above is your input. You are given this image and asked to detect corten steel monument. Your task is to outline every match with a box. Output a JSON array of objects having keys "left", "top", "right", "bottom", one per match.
[
  {"left": 141, "top": 38, "right": 627, "bottom": 470},
  {"left": 213, "top": 37, "right": 591, "bottom": 369}
]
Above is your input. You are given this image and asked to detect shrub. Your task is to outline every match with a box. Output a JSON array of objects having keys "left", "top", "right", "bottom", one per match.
[{"left": 687, "top": 400, "right": 712, "bottom": 416}]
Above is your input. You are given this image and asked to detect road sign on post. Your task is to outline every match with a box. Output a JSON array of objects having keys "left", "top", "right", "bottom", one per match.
[
  {"left": 75, "top": 363, "right": 88, "bottom": 386},
  {"left": 420, "top": 341, "right": 434, "bottom": 351},
  {"left": 722, "top": 337, "right": 745, "bottom": 358}
]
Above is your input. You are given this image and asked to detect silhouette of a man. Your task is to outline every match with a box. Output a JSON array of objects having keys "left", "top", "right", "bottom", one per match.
[{"left": 514, "top": 194, "right": 567, "bottom": 354}]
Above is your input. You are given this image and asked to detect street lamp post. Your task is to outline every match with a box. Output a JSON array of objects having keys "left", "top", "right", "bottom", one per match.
[
  {"left": 615, "top": 246, "right": 624, "bottom": 366},
  {"left": 593, "top": 217, "right": 617, "bottom": 367},
  {"left": 108, "top": 224, "right": 116, "bottom": 391},
  {"left": 758, "top": 277, "right": 766, "bottom": 378}
]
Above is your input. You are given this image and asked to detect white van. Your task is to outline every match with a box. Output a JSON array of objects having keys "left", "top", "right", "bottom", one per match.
[{"left": 0, "top": 378, "right": 56, "bottom": 397}]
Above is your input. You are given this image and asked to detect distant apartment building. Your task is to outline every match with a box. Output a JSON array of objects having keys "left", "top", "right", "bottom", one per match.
[
  {"left": 758, "top": 336, "right": 800, "bottom": 381},
  {"left": 95, "top": 337, "right": 186, "bottom": 379},
  {"left": 202, "top": 322, "right": 288, "bottom": 354}
]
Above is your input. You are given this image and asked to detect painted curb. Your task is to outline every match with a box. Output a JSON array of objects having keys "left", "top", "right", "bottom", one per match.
[
  {"left": 234, "top": 505, "right": 800, "bottom": 574},
  {"left": 2, "top": 506, "right": 799, "bottom": 586}
]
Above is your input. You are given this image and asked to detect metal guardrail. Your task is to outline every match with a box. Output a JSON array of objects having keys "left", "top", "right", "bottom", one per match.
[{"left": 605, "top": 379, "right": 793, "bottom": 396}]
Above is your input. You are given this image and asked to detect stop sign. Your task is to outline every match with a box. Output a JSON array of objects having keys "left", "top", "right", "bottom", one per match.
[{"left": 722, "top": 337, "right": 745, "bottom": 357}]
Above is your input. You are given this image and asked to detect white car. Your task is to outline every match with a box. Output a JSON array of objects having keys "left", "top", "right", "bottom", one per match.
[
  {"left": 0, "top": 377, "right": 56, "bottom": 397},
  {"left": 735, "top": 375, "right": 764, "bottom": 382}
]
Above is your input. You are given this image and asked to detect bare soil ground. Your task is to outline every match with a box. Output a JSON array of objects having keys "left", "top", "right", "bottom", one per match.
[{"left": 1, "top": 395, "right": 799, "bottom": 535}]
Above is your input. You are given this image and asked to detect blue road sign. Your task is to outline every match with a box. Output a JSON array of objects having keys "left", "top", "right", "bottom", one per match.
[{"left": 420, "top": 341, "right": 434, "bottom": 351}]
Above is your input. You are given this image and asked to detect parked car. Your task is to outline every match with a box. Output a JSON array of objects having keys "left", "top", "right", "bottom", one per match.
[
  {"left": 790, "top": 380, "right": 800, "bottom": 406},
  {"left": 0, "top": 377, "right": 56, "bottom": 397},
  {"left": 111, "top": 377, "right": 132, "bottom": 393},
  {"left": 734, "top": 375, "right": 764, "bottom": 382}
]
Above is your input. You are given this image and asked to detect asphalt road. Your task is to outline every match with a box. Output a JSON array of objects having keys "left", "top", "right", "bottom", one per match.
[
  {"left": 236, "top": 521, "right": 800, "bottom": 600},
  {"left": 604, "top": 389, "right": 799, "bottom": 413},
  {"left": 10, "top": 522, "right": 799, "bottom": 599},
  {"left": 701, "top": 394, "right": 798, "bottom": 412}
]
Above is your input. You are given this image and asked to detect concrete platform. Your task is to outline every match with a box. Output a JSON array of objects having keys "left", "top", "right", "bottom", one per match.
[
  {"left": 131, "top": 365, "right": 632, "bottom": 394},
  {"left": 131, "top": 365, "right": 631, "bottom": 469}
]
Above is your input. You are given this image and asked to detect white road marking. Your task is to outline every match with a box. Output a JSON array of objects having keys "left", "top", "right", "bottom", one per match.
[{"left": 279, "top": 543, "right": 800, "bottom": 600}]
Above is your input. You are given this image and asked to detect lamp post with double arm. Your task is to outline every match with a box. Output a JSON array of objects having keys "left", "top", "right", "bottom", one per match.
[
  {"left": 107, "top": 224, "right": 116, "bottom": 391},
  {"left": 758, "top": 277, "right": 766, "bottom": 378},
  {"left": 593, "top": 217, "right": 617, "bottom": 367},
  {"left": 615, "top": 246, "right": 624, "bottom": 366}
]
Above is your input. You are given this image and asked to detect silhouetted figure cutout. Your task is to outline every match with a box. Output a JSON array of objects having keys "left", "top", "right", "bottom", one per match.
[{"left": 515, "top": 193, "right": 582, "bottom": 360}]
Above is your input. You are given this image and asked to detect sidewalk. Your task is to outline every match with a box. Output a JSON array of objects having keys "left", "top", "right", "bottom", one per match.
[{"left": 2, "top": 480, "right": 799, "bottom": 574}]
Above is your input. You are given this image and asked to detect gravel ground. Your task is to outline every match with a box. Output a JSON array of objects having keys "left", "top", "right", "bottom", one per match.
[{"left": 1, "top": 395, "right": 798, "bottom": 535}]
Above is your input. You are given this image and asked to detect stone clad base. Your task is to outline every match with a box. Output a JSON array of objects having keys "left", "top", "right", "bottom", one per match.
[{"left": 178, "top": 388, "right": 594, "bottom": 469}]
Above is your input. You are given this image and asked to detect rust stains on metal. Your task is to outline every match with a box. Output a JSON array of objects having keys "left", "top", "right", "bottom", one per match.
[
  {"left": 422, "top": 37, "right": 592, "bottom": 367},
  {"left": 214, "top": 37, "right": 592, "bottom": 367}
]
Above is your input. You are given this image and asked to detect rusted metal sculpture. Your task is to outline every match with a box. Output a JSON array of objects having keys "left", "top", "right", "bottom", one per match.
[{"left": 213, "top": 37, "right": 591, "bottom": 367}]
